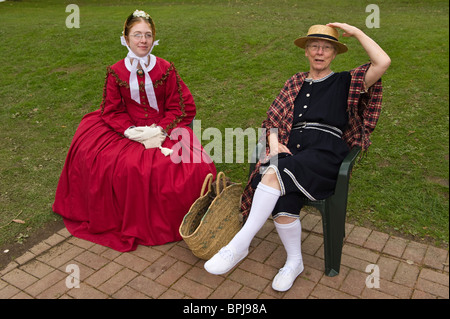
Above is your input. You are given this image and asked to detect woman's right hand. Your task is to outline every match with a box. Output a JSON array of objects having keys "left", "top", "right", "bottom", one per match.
[
  {"left": 269, "top": 143, "right": 292, "bottom": 156},
  {"left": 268, "top": 131, "right": 292, "bottom": 156}
]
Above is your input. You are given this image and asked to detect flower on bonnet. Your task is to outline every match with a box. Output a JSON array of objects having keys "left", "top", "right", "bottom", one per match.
[{"left": 133, "top": 10, "right": 150, "bottom": 19}]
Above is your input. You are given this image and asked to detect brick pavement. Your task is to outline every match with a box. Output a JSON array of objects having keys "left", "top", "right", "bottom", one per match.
[{"left": 1, "top": 211, "right": 448, "bottom": 300}]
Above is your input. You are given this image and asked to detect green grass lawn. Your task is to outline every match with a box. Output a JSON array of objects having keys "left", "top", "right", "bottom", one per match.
[{"left": 0, "top": 0, "right": 448, "bottom": 249}]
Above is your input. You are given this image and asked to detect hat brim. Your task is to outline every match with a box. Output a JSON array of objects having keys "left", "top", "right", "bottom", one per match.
[{"left": 294, "top": 36, "right": 348, "bottom": 54}]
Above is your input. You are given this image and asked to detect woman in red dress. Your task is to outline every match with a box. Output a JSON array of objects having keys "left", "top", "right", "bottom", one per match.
[{"left": 53, "top": 10, "right": 216, "bottom": 252}]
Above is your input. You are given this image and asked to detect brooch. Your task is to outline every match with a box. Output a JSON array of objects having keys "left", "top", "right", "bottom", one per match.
[{"left": 137, "top": 69, "right": 144, "bottom": 77}]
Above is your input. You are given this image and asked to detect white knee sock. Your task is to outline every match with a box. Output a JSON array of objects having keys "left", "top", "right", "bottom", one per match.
[
  {"left": 228, "top": 183, "right": 281, "bottom": 254},
  {"left": 274, "top": 218, "right": 303, "bottom": 269}
]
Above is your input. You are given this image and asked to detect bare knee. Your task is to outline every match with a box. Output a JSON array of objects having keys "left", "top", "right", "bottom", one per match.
[
  {"left": 274, "top": 215, "right": 297, "bottom": 224},
  {"left": 261, "top": 168, "right": 281, "bottom": 190}
]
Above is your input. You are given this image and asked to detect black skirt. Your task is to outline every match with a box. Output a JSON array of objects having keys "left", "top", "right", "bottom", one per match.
[{"left": 252, "top": 72, "right": 352, "bottom": 218}]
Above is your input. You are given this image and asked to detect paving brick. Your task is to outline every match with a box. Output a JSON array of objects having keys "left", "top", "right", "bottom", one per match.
[
  {"left": 0, "top": 278, "right": 7, "bottom": 290},
  {"left": 20, "top": 260, "right": 54, "bottom": 279},
  {"left": 361, "top": 286, "right": 397, "bottom": 299},
  {"left": 167, "top": 245, "right": 199, "bottom": 265},
  {"left": 84, "top": 261, "right": 123, "bottom": 287},
  {"left": 311, "top": 283, "right": 356, "bottom": 299},
  {"left": 415, "top": 277, "right": 449, "bottom": 299},
  {"left": 283, "top": 277, "right": 316, "bottom": 299},
  {"left": 255, "top": 220, "right": 274, "bottom": 239},
  {"left": 248, "top": 240, "right": 277, "bottom": 262},
  {"left": 11, "top": 291, "right": 33, "bottom": 299},
  {"left": 57, "top": 227, "right": 71, "bottom": 238},
  {"left": 301, "top": 266, "right": 323, "bottom": 284},
  {"left": 340, "top": 269, "right": 367, "bottom": 297},
  {"left": 419, "top": 268, "right": 449, "bottom": 287},
  {"left": 1, "top": 268, "right": 38, "bottom": 290},
  {"left": 171, "top": 276, "right": 213, "bottom": 299},
  {"left": 100, "top": 248, "right": 122, "bottom": 261},
  {"left": 208, "top": 279, "right": 242, "bottom": 299},
  {"left": 128, "top": 275, "right": 167, "bottom": 298},
  {"left": 141, "top": 254, "right": 177, "bottom": 280},
  {"left": 264, "top": 245, "right": 285, "bottom": 269},
  {"left": 233, "top": 286, "right": 260, "bottom": 299},
  {"left": 363, "top": 230, "right": 389, "bottom": 252},
  {"left": 411, "top": 289, "right": 438, "bottom": 299},
  {"left": 393, "top": 262, "right": 420, "bottom": 288},
  {"left": 97, "top": 268, "right": 138, "bottom": 295},
  {"left": 36, "top": 279, "right": 69, "bottom": 299},
  {"left": 67, "top": 236, "right": 95, "bottom": 249},
  {"left": 114, "top": 252, "right": 150, "bottom": 273},
  {"left": 88, "top": 244, "right": 109, "bottom": 256},
  {"left": 45, "top": 244, "right": 84, "bottom": 268},
  {"left": 300, "top": 213, "right": 321, "bottom": 232},
  {"left": 158, "top": 288, "right": 185, "bottom": 299},
  {"left": 423, "top": 246, "right": 448, "bottom": 271},
  {"left": 44, "top": 233, "right": 66, "bottom": 247},
  {"left": 302, "top": 254, "right": 325, "bottom": 274},
  {"left": 383, "top": 236, "right": 408, "bottom": 258},
  {"left": 302, "top": 234, "right": 323, "bottom": 256},
  {"left": 341, "top": 252, "right": 371, "bottom": 272},
  {"left": 0, "top": 261, "right": 19, "bottom": 276},
  {"left": 75, "top": 250, "right": 109, "bottom": 270},
  {"left": 112, "top": 285, "right": 150, "bottom": 299},
  {"left": 319, "top": 265, "right": 349, "bottom": 289},
  {"left": 130, "top": 245, "right": 163, "bottom": 263},
  {"left": 239, "top": 258, "right": 278, "bottom": 280},
  {"left": 229, "top": 268, "right": 270, "bottom": 292},
  {"left": 185, "top": 265, "right": 224, "bottom": 289},
  {"left": 376, "top": 256, "right": 400, "bottom": 281},
  {"left": 24, "top": 269, "right": 66, "bottom": 297},
  {"left": 346, "top": 226, "right": 371, "bottom": 246},
  {"left": 0, "top": 284, "right": 21, "bottom": 299},
  {"left": 29, "top": 241, "right": 52, "bottom": 256},
  {"left": 155, "top": 260, "right": 191, "bottom": 287},
  {"left": 378, "top": 279, "right": 413, "bottom": 299},
  {"left": 402, "top": 241, "right": 428, "bottom": 264},
  {"left": 343, "top": 244, "right": 379, "bottom": 264},
  {"left": 66, "top": 284, "right": 109, "bottom": 299},
  {"left": 35, "top": 242, "right": 71, "bottom": 264}
]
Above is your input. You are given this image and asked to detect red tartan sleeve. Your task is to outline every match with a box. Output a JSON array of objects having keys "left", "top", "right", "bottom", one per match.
[{"left": 344, "top": 63, "right": 383, "bottom": 150}]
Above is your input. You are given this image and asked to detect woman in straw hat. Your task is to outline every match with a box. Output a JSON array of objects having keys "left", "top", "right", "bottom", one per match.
[
  {"left": 205, "top": 23, "right": 390, "bottom": 291},
  {"left": 53, "top": 10, "right": 216, "bottom": 252}
]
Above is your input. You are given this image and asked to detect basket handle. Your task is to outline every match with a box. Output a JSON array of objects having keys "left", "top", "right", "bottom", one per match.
[
  {"left": 215, "top": 171, "right": 227, "bottom": 195},
  {"left": 200, "top": 173, "right": 214, "bottom": 197}
]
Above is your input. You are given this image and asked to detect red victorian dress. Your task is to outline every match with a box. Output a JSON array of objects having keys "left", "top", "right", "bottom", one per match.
[{"left": 52, "top": 55, "right": 216, "bottom": 252}]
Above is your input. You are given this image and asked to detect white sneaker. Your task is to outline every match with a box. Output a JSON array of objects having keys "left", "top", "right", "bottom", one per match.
[
  {"left": 204, "top": 245, "right": 248, "bottom": 275},
  {"left": 272, "top": 263, "right": 304, "bottom": 292}
]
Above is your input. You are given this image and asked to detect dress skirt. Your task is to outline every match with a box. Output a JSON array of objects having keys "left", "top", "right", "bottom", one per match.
[{"left": 53, "top": 110, "right": 216, "bottom": 252}]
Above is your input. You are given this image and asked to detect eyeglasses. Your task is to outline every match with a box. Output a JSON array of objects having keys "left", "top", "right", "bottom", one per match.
[
  {"left": 307, "top": 44, "right": 335, "bottom": 53},
  {"left": 130, "top": 33, "right": 153, "bottom": 40}
]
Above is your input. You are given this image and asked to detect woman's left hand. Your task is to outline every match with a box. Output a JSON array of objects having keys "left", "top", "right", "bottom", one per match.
[
  {"left": 326, "top": 22, "right": 363, "bottom": 38},
  {"left": 326, "top": 22, "right": 391, "bottom": 89}
]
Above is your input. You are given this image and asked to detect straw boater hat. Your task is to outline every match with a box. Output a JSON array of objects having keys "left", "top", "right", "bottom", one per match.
[{"left": 294, "top": 25, "right": 348, "bottom": 54}]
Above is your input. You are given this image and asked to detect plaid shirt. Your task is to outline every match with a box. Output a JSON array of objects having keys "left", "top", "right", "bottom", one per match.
[{"left": 240, "top": 63, "right": 383, "bottom": 219}]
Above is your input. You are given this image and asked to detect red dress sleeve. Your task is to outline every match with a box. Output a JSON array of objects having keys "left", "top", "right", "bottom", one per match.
[
  {"left": 157, "top": 64, "right": 196, "bottom": 133},
  {"left": 100, "top": 67, "right": 135, "bottom": 135}
]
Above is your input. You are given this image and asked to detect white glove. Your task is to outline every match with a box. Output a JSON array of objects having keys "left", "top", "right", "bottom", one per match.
[
  {"left": 142, "top": 132, "right": 166, "bottom": 149},
  {"left": 125, "top": 125, "right": 172, "bottom": 156},
  {"left": 124, "top": 125, "right": 161, "bottom": 143}
]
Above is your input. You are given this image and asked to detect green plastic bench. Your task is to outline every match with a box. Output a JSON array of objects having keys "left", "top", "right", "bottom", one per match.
[{"left": 249, "top": 144, "right": 362, "bottom": 277}]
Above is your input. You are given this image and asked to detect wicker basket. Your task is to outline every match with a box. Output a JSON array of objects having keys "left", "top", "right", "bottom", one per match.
[{"left": 179, "top": 172, "right": 242, "bottom": 260}]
